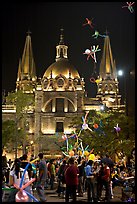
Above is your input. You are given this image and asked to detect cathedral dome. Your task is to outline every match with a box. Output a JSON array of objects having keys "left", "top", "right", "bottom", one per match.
[{"left": 43, "top": 58, "right": 80, "bottom": 79}]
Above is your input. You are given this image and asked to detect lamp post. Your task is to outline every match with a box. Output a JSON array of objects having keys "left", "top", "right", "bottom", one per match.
[{"left": 117, "top": 70, "right": 128, "bottom": 116}]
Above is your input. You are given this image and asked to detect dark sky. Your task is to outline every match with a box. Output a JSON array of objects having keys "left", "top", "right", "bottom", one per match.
[{"left": 2, "top": 2, "right": 135, "bottom": 111}]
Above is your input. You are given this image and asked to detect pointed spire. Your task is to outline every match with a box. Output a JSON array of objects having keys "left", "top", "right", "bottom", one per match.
[
  {"left": 21, "top": 31, "right": 36, "bottom": 80},
  {"left": 17, "top": 59, "right": 22, "bottom": 81},
  {"left": 99, "top": 35, "right": 116, "bottom": 80}
]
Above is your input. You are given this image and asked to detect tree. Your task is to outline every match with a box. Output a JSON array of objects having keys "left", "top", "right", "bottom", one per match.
[
  {"left": 4, "top": 90, "right": 35, "bottom": 156},
  {"left": 69, "top": 109, "right": 135, "bottom": 160},
  {"left": 2, "top": 120, "right": 24, "bottom": 153}
]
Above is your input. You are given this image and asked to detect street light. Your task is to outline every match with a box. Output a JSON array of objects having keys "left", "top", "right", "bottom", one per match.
[{"left": 117, "top": 69, "right": 127, "bottom": 115}]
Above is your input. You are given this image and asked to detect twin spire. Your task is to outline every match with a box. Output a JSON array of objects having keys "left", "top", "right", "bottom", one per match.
[
  {"left": 99, "top": 35, "right": 117, "bottom": 80},
  {"left": 17, "top": 31, "right": 36, "bottom": 82},
  {"left": 17, "top": 29, "right": 117, "bottom": 86}
]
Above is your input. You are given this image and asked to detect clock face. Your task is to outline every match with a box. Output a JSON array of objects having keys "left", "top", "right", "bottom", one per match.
[{"left": 57, "top": 78, "right": 64, "bottom": 87}]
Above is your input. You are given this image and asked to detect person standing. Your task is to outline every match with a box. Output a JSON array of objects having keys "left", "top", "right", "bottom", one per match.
[
  {"left": 36, "top": 153, "right": 48, "bottom": 202},
  {"left": 101, "top": 162, "right": 111, "bottom": 202},
  {"left": 64, "top": 157, "right": 79, "bottom": 202},
  {"left": 77, "top": 159, "right": 86, "bottom": 197},
  {"left": 20, "top": 154, "right": 33, "bottom": 202},
  {"left": 8, "top": 158, "right": 31, "bottom": 202},
  {"left": 50, "top": 159, "right": 56, "bottom": 190},
  {"left": 57, "top": 159, "right": 68, "bottom": 197},
  {"left": 85, "top": 160, "right": 97, "bottom": 202}
]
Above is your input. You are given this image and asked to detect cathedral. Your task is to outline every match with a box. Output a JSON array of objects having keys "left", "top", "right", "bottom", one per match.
[{"left": 2, "top": 29, "right": 124, "bottom": 157}]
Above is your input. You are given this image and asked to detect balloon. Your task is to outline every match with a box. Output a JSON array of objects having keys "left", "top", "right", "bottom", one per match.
[
  {"left": 90, "top": 77, "right": 96, "bottom": 83},
  {"left": 95, "top": 79, "right": 101, "bottom": 84},
  {"left": 88, "top": 153, "right": 95, "bottom": 161},
  {"left": 62, "top": 151, "right": 69, "bottom": 157},
  {"left": 78, "top": 150, "right": 82, "bottom": 156},
  {"left": 82, "top": 123, "right": 88, "bottom": 130},
  {"left": 84, "top": 49, "right": 91, "bottom": 54},
  {"left": 15, "top": 190, "right": 29, "bottom": 202},
  {"left": 21, "top": 178, "right": 36, "bottom": 190},
  {"left": 30, "top": 158, "right": 39, "bottom": 164},
  {"left": 84, "top": 151, "right": 89, "bottom": 156},
  {"left": 69, "top": 144, "right": 73, "bottom": 150},
  {"left": 25, "top": 190, "right": 39, "bottom": 202},
  {"left": 93, "top": 123, "right": 98, "bottom": 129},
  {"left": 114, "top": 124, "right": 121, "bottom": 132},
  {"left": 69, "top": 150, "right": 74, "bottom": 156}
]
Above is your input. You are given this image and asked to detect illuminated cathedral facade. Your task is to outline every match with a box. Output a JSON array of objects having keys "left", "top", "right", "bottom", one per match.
[{"left": 2, "top": 29, "right": 124, "bottom": 156}]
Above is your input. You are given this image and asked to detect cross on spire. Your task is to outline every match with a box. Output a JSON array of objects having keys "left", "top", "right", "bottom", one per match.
[
  {"left": 104, "top": 28, "right": 109, "bottom": 36},
  {"left": 59, "top": 28, "right": 64, "bottom": 45},
  {"left": 27, "top": 30, "right": 32, "bottom": 36}
]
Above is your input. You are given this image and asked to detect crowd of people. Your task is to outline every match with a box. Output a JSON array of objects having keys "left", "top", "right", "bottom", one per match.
[{"left": 2, "top": 152, "right": 135, "bottom": 202}]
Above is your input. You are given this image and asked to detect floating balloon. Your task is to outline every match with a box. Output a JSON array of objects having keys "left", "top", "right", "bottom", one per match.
[
  {"left": 83, "top": 45, "right": 101, "bottom": 63},
  {"left": 81, "top": 111, "right": 93, "bottom": 132},
  {"left": 84, "top": 151, "right": 90, "bottom": 156},
  {"left": 122, "top": 2, "right": 135, "bottom": 13},
  {"left": 88, "top": 153, "right": 95, "bottom": 161},
  {"left": 62, "top": 134, "right": 67, "bottom": 140},
  {"left": 92, "top": 30, "right": 107, "bottom": 39},
  {"left": 84, "top": 49, "right": 91, "bottom": 54},
  {"left": 93, "top": 123, "right": 99, "bottom": 129},
  {"left": 114, "top": 124, "right": 121, "bottom": 132},
  {"left": 83, "top": 17, "right": 94, "bottom": 29},
  {"left": 69, "top": 150, "right": 74, "bottom": 157},
  {"left": 82, "top": 123, "right": 89, "bottom": 130},
  {"left": 78, "top": 150, "right": 82, "bottom": 156},
  {"left": 90, "top": 77, "right": 96, "bottom": 83}
]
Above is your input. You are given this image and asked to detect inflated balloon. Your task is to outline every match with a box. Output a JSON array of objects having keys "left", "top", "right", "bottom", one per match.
[
  {"left": 62, "top": 134, "right": 67, "bottom": 140},
  {"left": 84, "top": 49, "right": 91, "bottom": 54},
  {"left": 15, "top": 190, "right": 29, "bottom": 202},
  {"left": 114, "top": 124, "right": 121, "bottom": 132},
  {"left": 78, "top": 150, "right": 82, "bottom": 156},
  {"left": 82, "top": 123, "right": 88, "bottom": 130},
  {"left": 95, "top": 79, "right": 101, "bottom": 84},
  {"left": 93, "top": 123, "right": 98, "bottom": 129},
  {"left": 84, "top": 151, "right": 89, "bottom": 156},
  {"left": 25, "top": 190, "right": 39, "bottom": 202},
  {"left": 88, "top": 153, "right": 95, "bottom": 161},
  {"left": 21, "top": 178, "right": 36, "bottom": 190},
  {"left": 69, "top": 150, "right": 74, "bottom": 156}
]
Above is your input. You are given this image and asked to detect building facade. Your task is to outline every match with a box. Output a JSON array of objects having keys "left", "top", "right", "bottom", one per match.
[{"left": 2, "top": 29, "right": 124, "bottom": 157}]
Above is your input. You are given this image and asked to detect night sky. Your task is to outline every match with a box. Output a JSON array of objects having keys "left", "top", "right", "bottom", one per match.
[{"left": 2, "top": 2, "right": 135, "bottom": 112}]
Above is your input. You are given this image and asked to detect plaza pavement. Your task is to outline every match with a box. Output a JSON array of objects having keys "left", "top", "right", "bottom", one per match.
[{"left": 33, "top": 185, "right": 123, "bottom": 202}]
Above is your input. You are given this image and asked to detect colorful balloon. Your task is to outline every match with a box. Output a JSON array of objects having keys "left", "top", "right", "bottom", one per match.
[
  {"left": 82, "top": 123, "right": 88, "bottom": 130},
  {"left": 15, "top": 190, "right": 29, "bottom": 202},
  {"left": 69, "top": 150, "right": 74, "bottom": 156},
  {"left": 88, "top": 153, "right": 95, "bottom": 161},
  {"left": 93, "top": 123, "right": 98, "bottom": 129},
  {"left": 114, "top": 124, "right": 121, "bottom": 132},
  {"left": 84, "top": 151, "right": 89, "bottom": 156}
]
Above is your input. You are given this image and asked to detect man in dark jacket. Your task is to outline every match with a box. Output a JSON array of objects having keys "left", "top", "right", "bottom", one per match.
[
  {"left": 36, "top": 153, "right": 48, "bottom": 202},
  {"left": 64, "top": 157, "right": 79, "bottom": 202}
]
